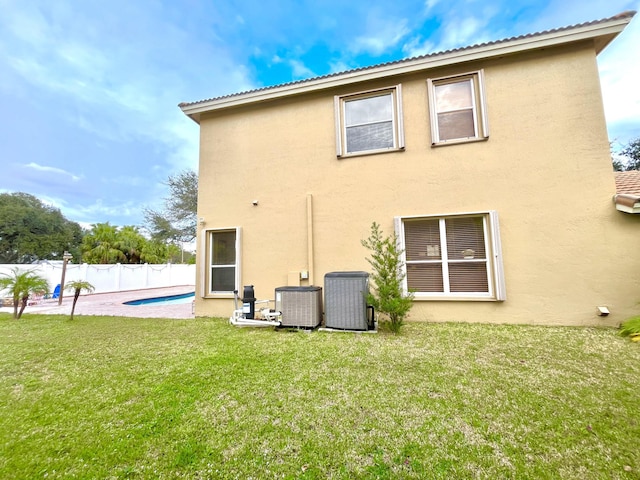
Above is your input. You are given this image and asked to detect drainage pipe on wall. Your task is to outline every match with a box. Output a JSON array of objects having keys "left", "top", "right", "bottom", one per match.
[{"left": 306, "top": 193, "right": 315, "bottom": 285}]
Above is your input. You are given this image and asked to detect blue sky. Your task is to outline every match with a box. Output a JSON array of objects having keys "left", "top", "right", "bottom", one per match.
[{"left": 1, "top": 0, "right": 638, "bottom": 229}]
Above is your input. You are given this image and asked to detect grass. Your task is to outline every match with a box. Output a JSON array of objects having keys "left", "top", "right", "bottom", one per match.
[
  {"left": 620, "top": 315, "right": 640, "bottom": 340},
  {"left": 1, "top": 314, "right": 639, "bottom": 480}
]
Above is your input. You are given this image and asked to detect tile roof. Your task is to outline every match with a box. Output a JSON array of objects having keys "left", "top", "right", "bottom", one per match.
[
  {"left": 615, "top": 170, "right": 640, "bottom": 195},
  {"left": 614, "top": 171, "right": 640, "bottom": 213},
  {"left": 179, "top": 10, "right": 636, "bottom": 109}
]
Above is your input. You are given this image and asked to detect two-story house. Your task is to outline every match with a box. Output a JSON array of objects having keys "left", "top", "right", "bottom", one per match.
[{"left": 180, "top": 11, "right": 639, "bottom": 326}]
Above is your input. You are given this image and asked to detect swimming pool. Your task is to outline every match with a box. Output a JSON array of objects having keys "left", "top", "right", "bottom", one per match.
[{"left": 123, "top": 292, "right": 195, "bottom": 306}]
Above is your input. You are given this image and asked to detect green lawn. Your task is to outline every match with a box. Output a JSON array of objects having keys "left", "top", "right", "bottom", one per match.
[{"left": 1, "top": 314, "right": 639, "bottom": 479}]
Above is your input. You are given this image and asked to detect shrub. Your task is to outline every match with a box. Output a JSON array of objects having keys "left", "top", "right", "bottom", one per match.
[
  {"left": 361, "top": 222, "right": 414, "bottom": 334},
  {"left": 620, "top": 315, "right": 640, "bottom": 341}
]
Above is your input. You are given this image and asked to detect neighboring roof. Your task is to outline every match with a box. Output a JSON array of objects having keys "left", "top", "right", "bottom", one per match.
[
  {"left": 180, "top": 11, "right": 636, "bottom": 123},
  {"left": 615, "top": 170, "right": 640, "bottom": 195},
  {"left": 613, "top": 171, "right": 640, "bottom": 214}
]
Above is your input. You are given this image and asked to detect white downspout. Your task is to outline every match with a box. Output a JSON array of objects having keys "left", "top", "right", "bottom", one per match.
[{"left": 307, "top": 194, "right": 314, "bottom": 285}]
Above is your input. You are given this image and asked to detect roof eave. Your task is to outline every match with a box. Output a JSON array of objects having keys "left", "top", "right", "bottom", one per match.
[
  {"left": 614, "top": 194, "right": 640, "bottom": 214},
  {"left": 180, "top": 13, "right": 633, "bottom": 124}
]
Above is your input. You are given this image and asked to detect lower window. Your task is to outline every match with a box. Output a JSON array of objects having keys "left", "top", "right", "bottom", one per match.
[
  {"left": 206, "top": 228, "right": 241, "bottom": 294},
  {"left": 395, "top": 211, "right": 505, "bottom": 300}
]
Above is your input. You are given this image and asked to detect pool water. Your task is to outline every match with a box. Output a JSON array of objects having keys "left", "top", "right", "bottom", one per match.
[{"left": 124, "top": 292, "right": 195, "bottom": 306}]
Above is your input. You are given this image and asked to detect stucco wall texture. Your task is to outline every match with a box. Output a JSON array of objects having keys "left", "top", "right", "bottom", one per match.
[{"left": 195, "top": 41, "right": 640, "bottom": 326}]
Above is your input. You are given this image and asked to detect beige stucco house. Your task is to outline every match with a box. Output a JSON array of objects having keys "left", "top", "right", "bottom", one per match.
[{"left": 181, "top": 11, "right": 639, "bottom": 327}]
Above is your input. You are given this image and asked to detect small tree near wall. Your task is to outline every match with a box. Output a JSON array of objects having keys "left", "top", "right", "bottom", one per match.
[
  {"left": 361, "top": 222, "right": 414, "bottom": 333},
  {"left": 65, "top": 280, "right": 95, "bottom": 321},
  {"left": 0, "top": 268, "right": 49, "bottom": 319}
]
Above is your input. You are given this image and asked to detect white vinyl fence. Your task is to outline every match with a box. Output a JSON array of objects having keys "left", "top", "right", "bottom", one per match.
[{"left": 0, "top": 263, "right": 196, "bottom": 295}]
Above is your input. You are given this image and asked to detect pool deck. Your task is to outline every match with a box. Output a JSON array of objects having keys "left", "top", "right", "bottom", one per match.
[{"left": 0, "top": 286, "right": 196, "bottom": 319}]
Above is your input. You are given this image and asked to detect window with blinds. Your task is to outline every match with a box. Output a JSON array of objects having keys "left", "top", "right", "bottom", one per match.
[
  {"left": 335, "top": 86, "right": 405, "bottom": 157},
  {"left": 398, "top": 212, "right": 505, "bottom": 300},
  {"left": 427, "top": 70, "right": 489, "bottom": 145},
  {"left": 207, "top": 228, "right": 240, "bottom": 294}
]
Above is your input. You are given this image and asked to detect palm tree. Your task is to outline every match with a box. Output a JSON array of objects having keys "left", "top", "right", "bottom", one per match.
[
  {"left": 117, "top": 225, "right": 145, "bottom": 264},
  {"left": 141, "top": 240, "right": 169, "bottom": 264},
  {"left": 64, "top": 280, "right": 95, "bottom": 320},
  {"left": 81, "top": 222, "right": 126, "bottom": 264},
  {"left": 0, "top": 268, "right": 49, "bottom": 319}
]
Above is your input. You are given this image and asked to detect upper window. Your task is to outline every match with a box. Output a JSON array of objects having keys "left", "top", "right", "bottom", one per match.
[
  {"left": 335, "top": 86, "right": 404, "bottom": 157},
  {"left": 395, "top": 211, "right": 505, "bottom": 300},
  {"left": 206, "top": 228, "right": 241, "bottom": 295},
  {"left": 427, "top": 70, "right": 489, "bottom": 145}
]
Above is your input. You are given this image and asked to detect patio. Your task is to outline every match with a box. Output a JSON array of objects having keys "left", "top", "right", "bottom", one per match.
[{"left": 0, "top": 286, "right": 196, "bottom": 319}]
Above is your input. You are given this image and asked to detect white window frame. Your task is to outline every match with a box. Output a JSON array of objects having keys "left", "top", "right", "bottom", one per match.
[
  {"left": 334, "top": 85, "right": 405, "bottom": 157},
  {"left": 200, "top": 227, "right": 241, "bottom": 298},
  {"left": 427, "top": 70, "right": 489, "bottom": 146},
  {"left": 395, "top": 211, "right": 505, "bottom": 301}
]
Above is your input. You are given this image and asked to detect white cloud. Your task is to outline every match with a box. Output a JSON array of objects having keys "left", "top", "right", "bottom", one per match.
[
  {"left": 0, "top": 0, "right": 253, "bottom": 169},
  {"left": 58, "top": 197, "right": 140, "bottom": 225},
  {"left": 402, "top": 36, "right": 436, "bottom": 58},
  {"left": 100, "top": 176, "right": 148, "bottom": 187},
  {"left": 24, "top": 163, "right": 82, "bottom": 182},
  {"left": 437, "top": 16, "right": 489, "bottom": 51},
  {"left": 162, "top": 112, "right": 200, "bottom": 172},
  {"left": 289, "top": 60, "right": 315, "bottom": 79},
  {"left": 351, "top": 15, "right": 411, "bottom": 55},
  {"left": 2, "top": 2, "right": 49, "bottom": 47},
  {"left": 522, "top": 0, "right": 637, "bottom": 32},
  {"left": 598, "top": 6, "right": 640, "bottom": 143},
  {"left": 0, "top": 0, "right": 254, "bottom": 226},
  {"left": 425, "top": 0, "right": 440, "bottom": 10},
  {"left": 329, "top": 60, "right": 351, "bottom": 74}
]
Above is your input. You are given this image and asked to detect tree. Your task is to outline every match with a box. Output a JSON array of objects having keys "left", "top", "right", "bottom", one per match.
[
  {"left": 117, "top": 226, "right": 146, "bottom": 264},
  {"left": 81, "top": 223, "right": 126, "bottom": 264},
  {"left": 81, "top": 223, "right": 180, "bottom": 264},
  {"left": 361, "top": 222, "right": 414, "bottom": 334},
  {"left": 140, "top": 240, "right": 169, "bottom": 264},
  {"left": 143, "top": 169, "right": 198, "bottom": 243},
  {"left": 0, "top": 192, "right": 83, "bottom": 263},
  {"left": 621, "top": 138, "right": 640, "bottom": 171},
  {"left": 613, "top": 137, "right": 640, "bottom": 171},
  {"left": 0, "top": 268, "right": 49, "bottom": 319},
  {"left": 65, "top": 280, "right": 95, "bottom": 320}
]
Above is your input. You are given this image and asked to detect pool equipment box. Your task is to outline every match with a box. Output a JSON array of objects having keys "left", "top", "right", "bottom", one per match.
[
  {"left": 324, "top": 271, "right": 373, "bottom": 331},
  {"left": 275, "top": 286, "right": 323, "bottom": 328}
]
